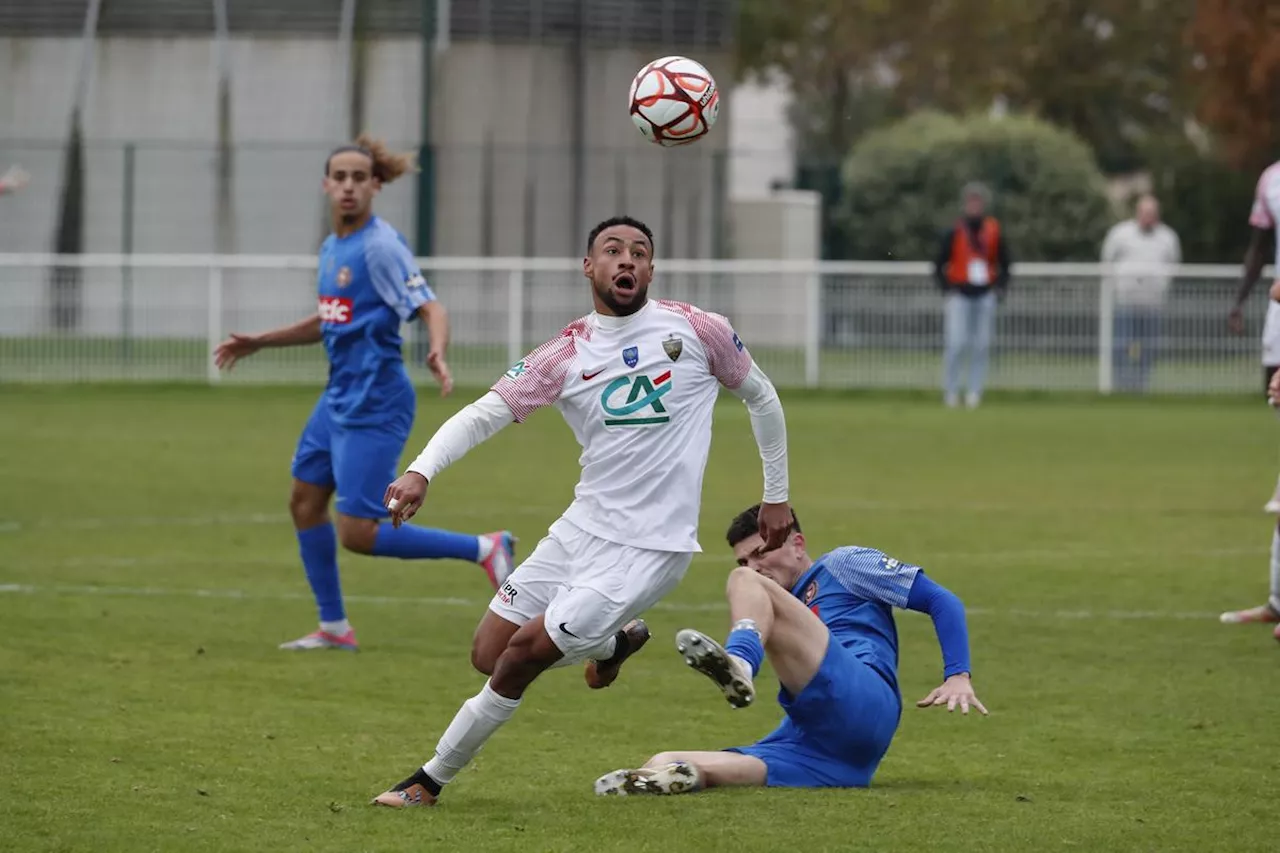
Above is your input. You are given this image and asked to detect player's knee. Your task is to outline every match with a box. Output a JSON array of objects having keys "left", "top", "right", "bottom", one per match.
[
  {"left": 336, "top": 517, "right": 378, "bottom": 554},
  {"left": 490, "top": 628, "right": 560, "bottom": 696},
  {"left": 470, "top": 640, "right": 500, "bottom": 676},
  {"left": 289, "top": 483, "right": 328, "bottom": 528},
  {"left": 726, "top": 565, "right": 763, "bottom": 594}
]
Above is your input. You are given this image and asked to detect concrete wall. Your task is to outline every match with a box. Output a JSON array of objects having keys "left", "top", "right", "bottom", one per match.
[
  {"left": 0, "top": 37, "right": 729, "bottom": 258},
  {"left": 725, "top": 190, "right": 821, "bottom": 346},
  {"left": 0, "top": 35, "right": 751, "bottom": 344}
]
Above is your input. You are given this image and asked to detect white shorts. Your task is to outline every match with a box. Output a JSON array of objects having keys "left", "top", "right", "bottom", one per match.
[
  {"left": 1263, "top": 301, "right": 1280, "bottom": 367},
  {"left": 489, "top": 517, "right": 693, "bottom": 661}
]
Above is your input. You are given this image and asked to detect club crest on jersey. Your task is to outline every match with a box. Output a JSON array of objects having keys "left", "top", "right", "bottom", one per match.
[
  {"left": 622, "top": 346, "right": 639, "bottom": 368},
  {"left": 662, "top": 334, "right": 683, "bottom": 362},
  {"left": 406, "top": 271, "right": 427, "bottom": 289},
  {"left": 336, "top": 266, "right": 352, "bottom": 288},
  {"left": 802, "top": 580, "right": 818, "bottom": 605},
  {"left": 601, "top": 371, "right": 672, "bottom": 427}
]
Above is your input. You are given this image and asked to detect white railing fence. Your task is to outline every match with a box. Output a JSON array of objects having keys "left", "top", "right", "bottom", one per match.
[{"left": 0, "top": 254, "right": 1269, "bottom": 395}]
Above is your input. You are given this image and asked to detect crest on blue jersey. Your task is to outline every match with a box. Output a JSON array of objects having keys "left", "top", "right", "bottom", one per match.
[
  {"left": 802, "top": 580, "right": 818, "bottom": 605},
  {"left": 622, "top": 346, "right": 639, "bottom": 368},
  {"left": 405, "top": 271, "right": 427, "bottom": 289}
]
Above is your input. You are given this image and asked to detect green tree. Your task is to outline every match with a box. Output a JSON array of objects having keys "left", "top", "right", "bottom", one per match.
[
  {"left": 735, "top": 0, "right": 1196, "bottom": 174},
  {"left": 837, "top": 113, "right": 1112, "bottom": 261}
]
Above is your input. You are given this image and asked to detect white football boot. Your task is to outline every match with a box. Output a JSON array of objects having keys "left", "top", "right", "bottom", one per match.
[
  {"left": 675, "top": 628, "right": 755, "bottom": 708},
  {"left": 594, "top": 761, "right": 703, "bottom": 796}
]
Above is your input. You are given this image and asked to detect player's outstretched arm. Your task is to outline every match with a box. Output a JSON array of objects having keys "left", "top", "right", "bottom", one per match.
[
  {"left": 690, "top": 309, "right": 792, "bottom": 550},
  {"left": 212, "top": 314, "right": 322, "bottom": 371},
  {"left": 905, "top": 573, "right": 988, "bottom": 716},
  {"left": 385, "top": 391, "right": 515, "bottom": 526},
  {"left": 416, "top": 301, "right": 453, "bottom": 396},
  {"left": 729, "top": 362, "right": 792, "bottom": 550}
]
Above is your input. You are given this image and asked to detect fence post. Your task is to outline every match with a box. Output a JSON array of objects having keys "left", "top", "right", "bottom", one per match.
[
  {"left": 507, "top": 268, "right": 524, "bottom": 368},
  {"left": 207, "top": 264, "right": 223, "bottom": 385},
  {"left": 120, "top": 142, "right": 135, "bottom": 366},
  {"left": 804, "top": 270, "right": 821, "bottom": 388},
  {"left": 1097, "top": 271, "right": 1114, "bottom": 395}
]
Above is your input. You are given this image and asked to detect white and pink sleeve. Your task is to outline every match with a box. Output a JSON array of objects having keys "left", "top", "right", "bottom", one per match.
[
  {"left": 661, "top": 301, "right": 753, "bottom": 388},
  {"left": 490, "top": 324, "right": 583, "bottom": 422},
  {"left": 1250, "top": 166, "right": 1277, "bottom": 230}
]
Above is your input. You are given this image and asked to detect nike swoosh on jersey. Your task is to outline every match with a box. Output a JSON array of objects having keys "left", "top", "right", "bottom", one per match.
[{"left": 581, "top": 368, "right": 606, "bottom": 380}]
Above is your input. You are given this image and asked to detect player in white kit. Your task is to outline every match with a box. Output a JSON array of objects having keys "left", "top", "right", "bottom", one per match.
[
  {"left": 370, "top": 216, "right": 793, "bottom": 807},
  {"left": 1221, "top": 161, "right": 1280, "bottom": 636}
]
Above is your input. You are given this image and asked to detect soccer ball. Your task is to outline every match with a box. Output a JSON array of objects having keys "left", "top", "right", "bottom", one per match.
[{"left": 628, "top": 56, "right": 720, "bottom": 147}]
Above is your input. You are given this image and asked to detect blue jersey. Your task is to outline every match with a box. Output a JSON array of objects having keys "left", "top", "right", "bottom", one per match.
[
  {"left": 316, "top": 216, "right": 435, "bottom": 427},
  {"left": 789, "top": 546, "right": 921, "bottom": 690}
]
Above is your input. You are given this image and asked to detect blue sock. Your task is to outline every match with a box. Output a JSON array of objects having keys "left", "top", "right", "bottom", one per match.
[
  {"left": 373, "top": 523, "right": 480, "bottom": 562},
  {"left": 297, "top": 523, "right": 344, "bottom": 622},
  {"left": 724, "top": 619, "right": 765, "bottom": 677}
]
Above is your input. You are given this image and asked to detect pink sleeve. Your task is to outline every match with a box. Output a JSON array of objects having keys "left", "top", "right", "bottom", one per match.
[
  {"left": 489, "top": 328, "right": 578, "bottom": 423},
  {"left": 688, "top": 307, "right": 754, "bottom": 390},
  {"left": 1250, "top": 168, "right": 1275, "bottom": 229}
]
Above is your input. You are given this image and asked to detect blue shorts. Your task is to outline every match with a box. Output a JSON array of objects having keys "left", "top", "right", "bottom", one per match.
[
  {"left": 290, "top": 397, "right": 412, "bottom": 520},
  {"left": 726, "top": 637, "right": 902, "bottom": 788}
]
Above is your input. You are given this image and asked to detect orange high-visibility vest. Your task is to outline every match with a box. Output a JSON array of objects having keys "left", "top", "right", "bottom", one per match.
[{"left": 945, "top": 217, "right": 1001, "bottom": 286}]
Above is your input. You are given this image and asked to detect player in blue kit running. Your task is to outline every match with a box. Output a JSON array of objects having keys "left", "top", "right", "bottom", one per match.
[
  {"left": 213, "top": 135, "right": 515, "bottom": 651},
  {"left": 594, "top": 504, "right": 986, "bottom": 795}
]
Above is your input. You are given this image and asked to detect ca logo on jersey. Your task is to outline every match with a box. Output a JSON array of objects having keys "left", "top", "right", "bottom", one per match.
[{"left": 601, "top": 371, "right": 672, "bottom": 427}]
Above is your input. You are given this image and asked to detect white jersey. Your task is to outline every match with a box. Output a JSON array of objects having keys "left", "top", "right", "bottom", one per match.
[
  {"left": 490, "top": 299, "right": 753, "bottom": 553},
  {"left": 1249, "top": 162, "right": 1280, "bottom": 365}
]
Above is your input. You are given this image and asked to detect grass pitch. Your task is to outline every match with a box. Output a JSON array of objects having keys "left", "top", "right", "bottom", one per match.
[{"left": 1, "top": 385, "right": 1278, "bottom": 852}]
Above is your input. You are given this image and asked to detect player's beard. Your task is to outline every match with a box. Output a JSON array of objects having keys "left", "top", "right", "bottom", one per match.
[{"left": 594, "top": 277, "right": 648, "bottom": 317}]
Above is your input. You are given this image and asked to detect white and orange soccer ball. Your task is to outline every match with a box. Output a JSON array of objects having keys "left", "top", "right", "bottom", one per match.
[{"left": 628, "top": 56, "right": 720, "bottom": 147}]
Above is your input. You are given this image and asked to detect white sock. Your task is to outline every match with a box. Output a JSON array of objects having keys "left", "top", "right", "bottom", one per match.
[
  {"left": 1269, "top": 527, "right": 1280, "bottom": 613},
  {"left": 476, "top": 536, "right": 494, "bottom": 562},
  {"left": 728, "top": 653, "right": 754, "bottom": 677},
  {"left": 320, "top": 619, "right": 350, "bottom": 636},
  {"left": 422, "top": 681, "right": 521, "bottom": 785}
]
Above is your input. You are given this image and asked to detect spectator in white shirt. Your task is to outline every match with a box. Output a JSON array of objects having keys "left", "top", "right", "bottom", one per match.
[{"left": 1101, "top": 194, "right": 1182, "bottom": 393}]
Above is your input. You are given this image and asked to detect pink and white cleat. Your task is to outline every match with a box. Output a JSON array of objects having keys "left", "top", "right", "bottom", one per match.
[
  {"left": 278, "top": 628, "right": 359, "bottom": 651},
  {"left": 1218, "top": 604, "right": 1280, "bottom": 625},
  {"left": 479, "top": 531, "right": 517, "bottom": 591}
]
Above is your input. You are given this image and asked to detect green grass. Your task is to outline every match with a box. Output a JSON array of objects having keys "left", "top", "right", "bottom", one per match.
[{"left": 1, "top": 385, "right": 1278, "bottom": 852}]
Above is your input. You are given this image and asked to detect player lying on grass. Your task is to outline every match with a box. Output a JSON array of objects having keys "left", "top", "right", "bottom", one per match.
[{"left": 595, "top": 504, "right": 986, "bottom": 795}]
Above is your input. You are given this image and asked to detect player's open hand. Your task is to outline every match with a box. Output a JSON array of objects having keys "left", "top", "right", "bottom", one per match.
[
  {"left": 757, "top": 501, "right": 793, "bottom": 552},
  {"left": 384, "top": 472, "right": 428, "bottom": 527},
  {"left": 917, "top": 674, "right": 988, "bottom": 716},
  {"left": 427, "top": 348, "right": 453, "bottom": 397},
  {"left": 213, "top": 333, "right": 262, "bottom": 371}
]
